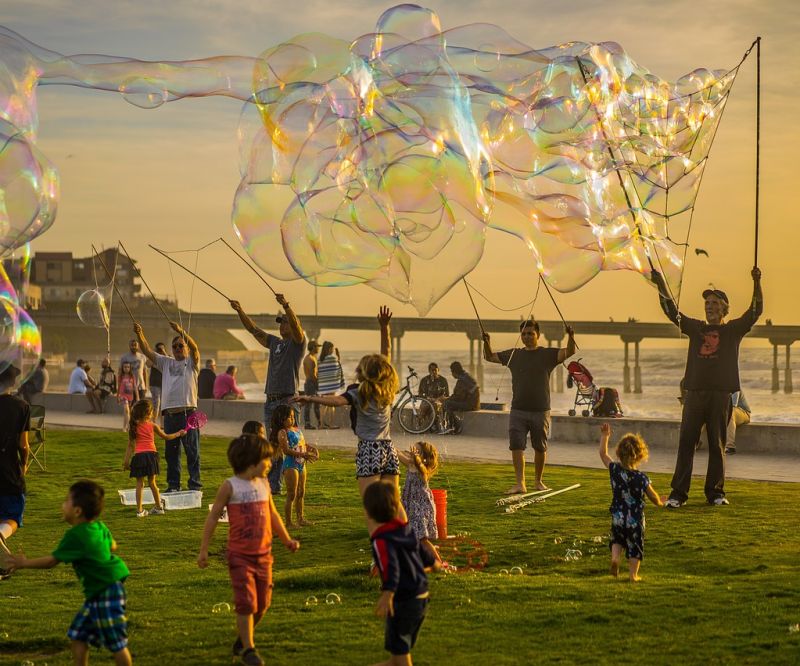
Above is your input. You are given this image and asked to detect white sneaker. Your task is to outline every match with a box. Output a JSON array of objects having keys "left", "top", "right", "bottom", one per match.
[
  {"left": 711, "top": 497, "right": 729, "bottom": 506},
  {"left": 136, "top": 509, "right": 148, "bottom": 518},
  {"left": 149, "top": 506, "right": 166, "bottom": 516},
  {"left": 664, "top": 498, "right": 684, "bottom": 509}
]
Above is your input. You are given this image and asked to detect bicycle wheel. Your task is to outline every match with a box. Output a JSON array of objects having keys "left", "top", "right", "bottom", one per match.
[{"left": 396, "top": 395, "right": 436, "bottom": 435}]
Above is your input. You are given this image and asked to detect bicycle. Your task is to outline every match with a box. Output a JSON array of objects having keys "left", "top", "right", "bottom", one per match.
[{"left": 391, "top": 366, "right": 437, "bottom": 435}]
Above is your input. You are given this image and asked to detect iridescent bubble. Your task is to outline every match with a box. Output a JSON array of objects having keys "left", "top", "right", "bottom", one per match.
[
  {"left": 325, "top": 593, "right": 341, "bottom": 605},
  {"left": 564, "top": 549, "right": 583, "bottom": 562},
  {"left": 498, "top": 568, "right": 509, "bottom": 575},
  {"left": 0, "top": 631, "right": 8, "bottom": 639},
  {"left": 211, "top": 602, "right": 230, "bottom": 614},
  {"left": 0, "top": 295, "right": 42, "bottom": 385},
  {"left": 305, "top": 595, "right": 318, "bottom": 606},
  {"left": 76, "top": 288, "right": 111, "bottom": 328},
  {"left": 592, "top": 536, "right": 604, "bottom": 544},
  {"left": 510, "top": 566, "right": 524, "bottom": 575}
]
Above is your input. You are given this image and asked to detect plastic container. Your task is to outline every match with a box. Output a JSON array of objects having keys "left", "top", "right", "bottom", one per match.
[
  {"left": 431, "top": 488, "right": 447, "bottom": 538},
  {"left": 118, "top": 489, "right": 155, "bottom": 506},
  {"left": 209, "top": 504, "right": 229, "bottom": 523},
  {"left": 162, "top": 490, "right": 202, "bottom": 510}
]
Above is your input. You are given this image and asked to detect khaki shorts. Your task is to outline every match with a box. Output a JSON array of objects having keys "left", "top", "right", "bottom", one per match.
[{"left": 508, "top": 409, "right": 551, "bottom": 453}]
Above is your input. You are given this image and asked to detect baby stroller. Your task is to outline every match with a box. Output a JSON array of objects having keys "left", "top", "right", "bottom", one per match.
[{"left": 566, "top": 359, "right": 597, "bottom": 417}]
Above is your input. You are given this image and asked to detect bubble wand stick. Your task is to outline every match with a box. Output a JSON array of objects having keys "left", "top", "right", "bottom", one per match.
[
  {"left": 149, "top": 245, "right": 232, "bottom": 301},
  {"left": 118, "top": 241, "right": 171, "bottom": 323},
  {"left": 218, "top": 237, "right": 277, "bottom": 296},
  {"left": 91, "top": 244, "right": 136, "bottom": 322}
]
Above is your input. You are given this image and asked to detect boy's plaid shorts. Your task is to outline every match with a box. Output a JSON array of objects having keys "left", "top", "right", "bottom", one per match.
[{"left": 67, "top": 581, "right": 128, "bottom": 653}]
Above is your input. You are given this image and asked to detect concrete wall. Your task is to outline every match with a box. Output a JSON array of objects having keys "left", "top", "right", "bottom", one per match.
[{"left": 36, "top": 393, "right": 798, "bottom": 455}]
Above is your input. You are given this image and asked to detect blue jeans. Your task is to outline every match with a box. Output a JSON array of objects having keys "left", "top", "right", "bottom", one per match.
[
  {"left": 263, "top": 397, "right": 300, "bottom": 494},
  {"left": 164, "top": 410, "right": 201, "bottom": 491}
]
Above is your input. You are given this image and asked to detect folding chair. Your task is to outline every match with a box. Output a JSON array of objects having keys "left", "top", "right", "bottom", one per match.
[{"left": 27, "top": 404, "right": 46, "bottom": 471}]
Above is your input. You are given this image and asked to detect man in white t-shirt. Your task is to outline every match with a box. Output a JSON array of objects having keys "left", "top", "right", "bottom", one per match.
[
  {"left": 134, "top": 321, "right": 201, "bottom": 492},
  {"left": 67, "top": 360, "right": 88, "bottom": 394},
  {"left": 120, "top": 339, "right": 148, "bottom": 398}
]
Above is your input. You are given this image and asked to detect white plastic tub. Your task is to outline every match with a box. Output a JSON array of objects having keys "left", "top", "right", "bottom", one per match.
[
  {"left": 162, "top": 490, "right": 203, "bottom": 510},
  {"left": 118, "top": 488, "right": 155, "bottom": 506}
]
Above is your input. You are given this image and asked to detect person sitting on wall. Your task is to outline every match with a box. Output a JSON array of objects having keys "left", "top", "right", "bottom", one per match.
[{"left": 213, "top": 365, "right": 246, "bottom": 400}]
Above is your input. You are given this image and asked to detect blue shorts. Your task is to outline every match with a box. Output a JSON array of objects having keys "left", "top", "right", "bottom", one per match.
[
  {"left": 67, "top": 581, "right": 129, "bottom": 653},
  {"left": 0, "top": 494, "right": 25, "bottom": 526}
]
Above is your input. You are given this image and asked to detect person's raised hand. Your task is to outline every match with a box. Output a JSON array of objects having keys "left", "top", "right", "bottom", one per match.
[
  {"left": 600, "top": 422, "right": 612, "bottom": 438},
  {"left": 133, "top": 323, "right": 143, "bottom": 336},
  {"left": 565, "top": 324, "right": 575, "bottom": 337},
  {"left": 275, "top": 293, "right": 289, "bottom": 308},
  {"left": 752, "top": 266, "right": 761, "bottom": 281},
  {"left": 169, "top": 321, "right": 184, "bottom": 334},
  {"left": 482, "top": 332, "right": 491, "bottom": 344},
  {"left": 229, "top": 300, "right": 243, "bottom": 312},
  {"left": 378, "top": 306, "right": 392, "bottom": 326}
]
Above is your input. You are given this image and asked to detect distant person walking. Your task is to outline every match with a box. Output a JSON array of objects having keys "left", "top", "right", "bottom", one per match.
[
  {"left": 652, "top": 267, "right": 763, "bottom": 507},
  {"left": 230, "top": 293, "right": 306, "bottom": 495},
  {"left": 302, "top": 341, "right": 321, "bottom": 430},
  {"left": 134, "top": 321, "right": 202, "bottom": 493},
  {"left": 197, "top": 359, "right": 217, "bottom": 400},
  {"left": 316, "top": 341, "right": 344, "bottom": 428},
  {"left": 484, "top": 320, "right": 576, "bottom": 494}
]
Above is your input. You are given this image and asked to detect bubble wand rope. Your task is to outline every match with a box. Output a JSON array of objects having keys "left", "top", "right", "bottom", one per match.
[
  {"left": 91, "top": 244, "right": 136, "bottom": 322},
  {"left": 149, "top": 245, "right": 232, "bottom": 301},
  {"left": 754, "top": 36, "right": 761, "bottom": 270},
  {"left": 539, "top": 274, "right": 579, "bottom": 351},
  {"left": 462, "top": 278, "right": 486, "bottom": 337},
  {"left": 118, "top": 241, "right": 171, "bottom": 324},
  {"left": 219, "top": 237, "right": 277, "bottom": 296}
]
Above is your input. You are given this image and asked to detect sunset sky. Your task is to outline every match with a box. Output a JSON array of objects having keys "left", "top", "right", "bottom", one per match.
[{"left": 2, "top": 0, "right": 797, "bottom": 350}]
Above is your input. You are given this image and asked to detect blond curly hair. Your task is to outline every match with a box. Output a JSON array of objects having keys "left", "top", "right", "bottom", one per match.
[
  {"left": 615, "top": 433, "right": 649, "bottom": 469},
  {"left": 356, "top": 354, "right": 399, "bottom": 409}
]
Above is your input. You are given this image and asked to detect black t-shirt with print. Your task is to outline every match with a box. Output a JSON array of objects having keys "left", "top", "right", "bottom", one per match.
[{"left": 0, "top": 394, "right": 31, "bottom": 494}]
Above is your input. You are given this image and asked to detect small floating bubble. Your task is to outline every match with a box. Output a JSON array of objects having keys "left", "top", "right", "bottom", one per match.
[
  {"left": 789, "top": 623, "right": 800, "bottom": 634},
  {"left": 305, "top": 595, "right": 318, "bottom": 606},
  {"left": 498, "top": 568, "right": 509, "bottom": 575},
  {"left": 510, "top": 566, "right": 524, "bottom": 575},
  {"left": 325, "top": 593, "right": 341, "bottom": 605},
  {"left": 211, "top": 602, "right": 230, "bottom": 614},
  {"left": 554, "top": 537, "right": 563, "bottom": 544}
]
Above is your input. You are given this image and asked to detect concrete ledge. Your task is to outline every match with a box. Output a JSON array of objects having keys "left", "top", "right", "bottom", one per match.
[{"left": 36, "top": 393, "right": 798, "bottom": 456}]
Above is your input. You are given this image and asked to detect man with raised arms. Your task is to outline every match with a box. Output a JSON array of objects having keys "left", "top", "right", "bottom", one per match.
[
  {"left": 483, "top": 320, "right": 576, "bottom": 494},
  {"left": 652, "top": 267, "right": 762, "bottom": 507}
]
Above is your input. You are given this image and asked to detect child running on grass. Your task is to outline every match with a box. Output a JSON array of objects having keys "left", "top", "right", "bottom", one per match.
[
  {"left": 365, "top": 480, "right": 439, "bottom": 666},
  {"left": 599, "top": 423, "right": 663, "bottom": 582},
  {"left": 269, "top": 404, "right": 318, "bottom": 527},
  {"left": 117, "top": 361, "right": 138, "bottom": 432},
  {"left": 293, "top": 306, "right": 406, "bottom": 534},
  {"left": 123, "top": 400, "right": 186, "bottom": 517},
  {"left": 397, "top": 441, "right": 442, "bottom": 564},
  {"left": 1, "top": 480, "right": 133, "bottom": 665},
  {"left": 198, "top": 434, "right": 299, "bottom": 666}
]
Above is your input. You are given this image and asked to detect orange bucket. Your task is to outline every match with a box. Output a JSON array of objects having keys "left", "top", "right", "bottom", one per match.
[{"left": 431, "top": 488, "right": 447, "bottom": 538}]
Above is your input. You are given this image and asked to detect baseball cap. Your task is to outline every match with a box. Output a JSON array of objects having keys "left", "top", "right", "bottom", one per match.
[{"left": 702, "top": 288, "right": 728, "bottom": 304}]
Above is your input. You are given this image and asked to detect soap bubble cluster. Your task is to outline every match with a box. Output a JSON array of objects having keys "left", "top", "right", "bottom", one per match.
[
  {"left": 564, "top": 549, "right": 583, "bottom": 562},
  {"left": 0, "top": 6, "right": 739, "bottom": 313},
  {"left": 0, "top": 251, "right": 41, "bottom": 384},
  {"left": 211, "top": 602, "right": 231, "bottom": 614}
]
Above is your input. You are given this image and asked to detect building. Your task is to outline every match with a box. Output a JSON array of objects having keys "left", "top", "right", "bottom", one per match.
[{"left": 31, "top": 248, "right": 142, "bottom": 304}]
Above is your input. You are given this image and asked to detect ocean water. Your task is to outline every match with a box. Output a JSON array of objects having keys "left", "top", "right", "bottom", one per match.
[{"left": 241, "top": 347, "right": 800, "bottom": 424}]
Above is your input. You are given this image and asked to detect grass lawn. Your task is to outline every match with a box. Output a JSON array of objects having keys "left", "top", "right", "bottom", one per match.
[{"left": 1, "top": 429, "right": 798, "bottom": 665}]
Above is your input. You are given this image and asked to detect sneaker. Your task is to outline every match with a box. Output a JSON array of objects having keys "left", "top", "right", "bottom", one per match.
[
  {"left": 136, "top": 509, "right": 148, "bottom": 518},
  {"left": 0, "top": 568, "right": 11, "bottom": 581},
  {"left": 163, "top": 487, "right": 181, "bottom": 494},
  {"left": 240, "top": 648, "right": 264, "bottom": 666},
  {"left": 725, "top": 446, "right": 736, "bottom": 455},
  {"left": 664, "top": 498, "right": 684, "bottom": 509},
  {"left": 149, "top": 506, "right": 166, "bottom": 516},
  {"left": 305, "top": 424, "right": 317, "bottom": 430},
  {"left": 711, "top": 497, "right": 730, "bottom": 506},
  {"left": 232, "top": 637, "right": 243, "bottom": 657}
]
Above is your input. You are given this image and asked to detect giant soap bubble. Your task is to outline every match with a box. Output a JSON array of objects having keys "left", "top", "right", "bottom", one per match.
[
  {"left": 0, "top": 256, "right": 41, "bottom": 385},
  {"left": 0, "top": 6, "right": 746, "bottom": 314}
]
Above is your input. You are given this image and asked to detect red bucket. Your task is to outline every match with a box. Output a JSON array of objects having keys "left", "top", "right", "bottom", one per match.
[{"left": 431, "top": 488, "right": 447, "bottom": 539}]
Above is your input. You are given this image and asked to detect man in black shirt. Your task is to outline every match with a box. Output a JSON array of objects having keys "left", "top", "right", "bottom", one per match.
[
  {"left": 197, "top": 358, "right": 216, "bottom": 400},
  {"left": 484, "top": 320, "right": 576, "bottom": 494},
  {"left": 0, "top": 365, "right": 30, "bottom": 579},
  {"left": 653, "top": 267, "right": 762, "bottom": 507},
  {"left": 419, "top": 363, "right": 449, "bottom": 432}
]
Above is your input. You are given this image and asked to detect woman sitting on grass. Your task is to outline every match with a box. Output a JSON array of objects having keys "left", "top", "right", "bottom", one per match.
[
  {"left": 598, "top": 423, "right": 663, "bottom": 582},
  {"left": 123, "top": 400, "right": 185, "bottom": 518}
]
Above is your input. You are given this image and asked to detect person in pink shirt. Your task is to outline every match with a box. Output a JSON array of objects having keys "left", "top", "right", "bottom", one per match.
[{"left": 214, "top": 365, "right": 246, "bottom": 400}]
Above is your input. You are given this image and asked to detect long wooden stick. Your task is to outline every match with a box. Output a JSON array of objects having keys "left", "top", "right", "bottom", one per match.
[
  {"left": 463, "top": 279, "right": 486, "bottom": 337},
  {"left": 118, "top": 241, "right": 171, "bottom": 322},
  {"left": 504, "top": 484, "right": 581, "bottom": 513},
  {"left": 91, "top": 245, "right": 136, "bottom": 322},
  {"left": 149, "top": 245, "right": 231, "bottom": 301},
  {"left": 218, "top": 237, "right": 277, "bottom": 295},
  {"left": 754, "top": 36, "right": 761, "bottom": 268}
]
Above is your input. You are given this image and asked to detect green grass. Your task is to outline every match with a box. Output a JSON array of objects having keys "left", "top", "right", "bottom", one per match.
[{"left": 1, "top": 430, "right": 799, "bottom": 665}]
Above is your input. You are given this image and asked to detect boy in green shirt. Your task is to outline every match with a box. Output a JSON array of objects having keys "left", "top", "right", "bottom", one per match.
[{"left": 2, "top": 480, "right": 132, "bottom": 665}]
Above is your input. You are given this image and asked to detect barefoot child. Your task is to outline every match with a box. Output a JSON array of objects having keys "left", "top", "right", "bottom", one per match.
[
  {"left": 1, "top": 480, "right": 133, "bottom": 665},
  {"left": 198, "top": 434, "right": 299, "bottom": 666},
  {"left": 293, "top": 306, "right": 406, "bottom": 534},
  {"left": 397, "top": 441, "right": 442, "bottom": 564},
  {"left": 123, "top": 400, "right": 186, "bottom": 517},
  {"left": 598, "top": 423, "right": 663, "bottom": 582},
  {"left": 364, "top": 480, "right": 439, "bottom": 666},
  {"left": 269, "top": 404, "right": 317, "bottom": 527}
]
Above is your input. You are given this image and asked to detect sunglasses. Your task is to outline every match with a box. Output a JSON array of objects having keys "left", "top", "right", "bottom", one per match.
[{"left": 172, "top": 343, "right": 186, "bottom": 349}]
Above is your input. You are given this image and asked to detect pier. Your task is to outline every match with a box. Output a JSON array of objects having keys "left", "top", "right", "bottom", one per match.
[{"left": 32, "top": 310, "right": 799, "bottom": 394}]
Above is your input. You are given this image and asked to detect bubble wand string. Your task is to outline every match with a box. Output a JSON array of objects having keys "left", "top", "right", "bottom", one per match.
[
  {"left": 149, "top": 245, "right": 232, "bottom": 301},
  {"left": 118, "top": 240, "right": 171, "bottom": 323},
  {"left": 91, "top": 244, "right": 136, "bottom": 322},
  {"left": 539, "top": 274, "right": 579, "bottom": 351},
  {"left": 218, "top": 237, "right": 277, "bottom": 296},
  {"left": 462, "top": 278, "right": 486, "bottom": 337}
]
